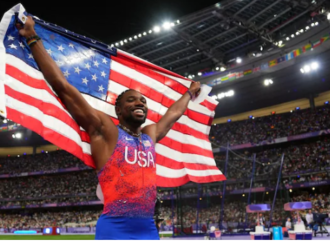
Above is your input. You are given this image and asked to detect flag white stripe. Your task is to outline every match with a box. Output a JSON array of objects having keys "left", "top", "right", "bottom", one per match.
[
  {"left": 155, "top": 144, "right": 215, "bottom": 166},
  {"left": 5, "top": 94, "right": 91, "bottom": 155},
  {"left": 108, "top": 81, "right": 211, "bottom": 135},
  {"left": 156, "top": 164, "right": 222, "bottom": 178}
]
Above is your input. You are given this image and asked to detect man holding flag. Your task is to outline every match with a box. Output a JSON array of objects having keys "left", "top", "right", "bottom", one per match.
[{"left": 16, "top": 16, "right": 201, "bottom": 240}]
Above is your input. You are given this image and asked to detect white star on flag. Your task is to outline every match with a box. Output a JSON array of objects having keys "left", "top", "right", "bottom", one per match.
[
  {"left": 82, "top": 77, "right": 89, "bottom": 85},
  {"left": 92, "top": 74, "right": 97, "bottom": 81},
  {"left": 7, "top": 35, "right": 14, "bottom": 41},
  {"left": 85, "top": 63, "right": 91, "bottom": 70},
  {"left": 101, "top": 71, "right": 106, "bottom": 78},
  {"left": 98, "top": 85, "right": 104, "bottom": 92},
  {"left": 93, "top": 61, "right": 99, "bottom": 67},
  {"left": 58, "top": 45, "right": 65, "bottom": 52},
  {"left": 9, "top": 44, "right": 17, "bottom": 49},
  {"left": 28, "top": 54, "right": 34, "bottom": 59},
  {"left": 56, "top": 60, "right": 64, "bottom": 67},
  {"left": 102, "top": 58, "right": 108, "bottom": 64},
  {"left": 46, "top": 49, "right": 53, "bottom": 55},
  {"left": 74, "top": 67, "right": 81, "bottom": 74},
  {"left": 63, "top": 70, "right": 70, "bottom": 78},
  {"left": 69, "top": 43, "right": 75, "bottom": 48},
  {"left": 19, "top": 42, "right": 25, "bottom": 49}
]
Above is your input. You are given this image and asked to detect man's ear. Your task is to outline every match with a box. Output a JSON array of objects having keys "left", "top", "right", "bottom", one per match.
[{"left": 115, "top": 106, "right": 121, "bottom": 116}]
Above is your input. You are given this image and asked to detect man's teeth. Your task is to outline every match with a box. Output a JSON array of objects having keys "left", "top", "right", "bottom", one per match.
[{"left": 133, "top": 109, "right": 144, "bottom": 114}]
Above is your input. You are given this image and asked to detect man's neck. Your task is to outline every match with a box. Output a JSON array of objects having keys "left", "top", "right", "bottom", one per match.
[{"left": 120, "top": 121, "right": 141, "bottom": 134}]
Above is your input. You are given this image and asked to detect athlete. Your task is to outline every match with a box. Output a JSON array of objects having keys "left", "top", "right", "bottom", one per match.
[{"left": 17, "top": 17, "right": 200, "bottom": 239}]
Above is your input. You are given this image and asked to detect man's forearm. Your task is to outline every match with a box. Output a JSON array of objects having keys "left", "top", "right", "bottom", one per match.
[{"left": 167, "top": 92, "right": 191, "bottom": 117}]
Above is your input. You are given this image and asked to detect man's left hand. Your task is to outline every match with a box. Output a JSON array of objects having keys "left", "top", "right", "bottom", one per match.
[{"left": 189, "top": 82, "right": 201, "bottom": 97}]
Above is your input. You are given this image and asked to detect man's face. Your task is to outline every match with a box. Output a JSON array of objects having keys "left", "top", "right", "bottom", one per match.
[
  {"left": 309, "top": 210, "right": 312, "bottom": 214},
  {"left": 116, "top": 90, "right": 148, "bottom": 125},
  {"left": 288, "top": 218, "right": 291, "bottom": 222}
]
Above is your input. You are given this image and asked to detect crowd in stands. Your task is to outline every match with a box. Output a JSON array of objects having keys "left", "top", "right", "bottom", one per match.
[
  {"left": 0, "top": 210, "right": 100, "bottom": 229},
  {"left": 210, "top": 106, "right": 330, "bottom": 147},
  {"left": 0, "top": 171, "right": 98, "bottom": 199},
  {"left": 0, "top": 151, "right": 88, "bottom": 175},
  {"left": 214, "top": 136, "right": 330, "bottom": 180}
]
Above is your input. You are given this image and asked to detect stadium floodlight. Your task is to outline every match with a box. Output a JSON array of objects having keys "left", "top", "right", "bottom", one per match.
[
  {"left": 226, "top": 90, "right": 234, "bottom": 97},
  {"left": 296, "top": 31, "right": 300, "bottom": 36},
  {"left": 162, "top": 22, "right": 172, "bottom": 30},
  {"left": 289, "top": 189, "right": 292, "bottom": 192},
  {"left": 286, "top": 37, "right": 290, "bottom": 41},
  {"left": 220, "top": 67, "right": 226, "bottom": 72},
  {"left": 264, "top": 79, "right": 273, "bottom": 86},
  {"left": 153, "top": 26, "right": 161, "bottom": 33},
  {"left": 170, "top": 22, "right": 175, "bottom": 27},
  {"left": 300, "top": 68, "right": 305, "bottom": 73},
  {"left": 236, "top": 57, "right": 242, "bottom": 63},
  {"left": 15, "top": 133, "right": 22, "bottom": 139},
  {"left": 300, "top": 29, "right": 304, "bottom": 33},
  {"left": 196, "top": 49, "right": 199, "bottom": 52},
  {"left": 211, "top": 95, "right": 217, "bottom": 100},
  {"left": 17, "top": 155, "right": 20, "bottom": 157},
  {"left": 217, "top": 93, "right": 225, "bottom": 99},
  {"left": 188, "top": 75, "right": 192, "bottom": 79},
  {"left": 138, "top": 34, "right": 142, "bottom": 37},
  {"left": 129, "top": 37, "right": 132, "bottom": 41},
  {"left": 312, "top": 187, "right": 315, "bottom": 190},
  {"left": 12, "top": 134, "right": 15, "bottom": 138},
  {"left": 143, "top": 32, "right": 147, "bottom": 36},
  {"left": 124, "top": 39, "right": 127, "bottom": 43},
  {"left": 215, "top": 67, "right": 220, "bottom": 71},
  {"left": 148, "top": 30, "right": 153, "bottom": 34},
  {"left": 315, "top": 22, "right": 319, "bottom": 26},
  {"left": 3, "top": 119, "right": 7, "bottom": 123},
  {"left": 198, "top": 72, "right": 202, "bottom": 76},
  {"left": 134, "top": 35, "right": 138, "bottom": 39},
  {"left": 303, "top": 65, "right": 311, "bottom": 73},
  {"left": 291, "top": 34, "right": 295, "bottom": 38},
  {"left": 311, "top": 23, "right": 315, "bottom": 27},
  {"left": 311, "top": 62, "right": 319, "bottom": 70},
  {"left": 260, "top": 45, "right": 263, "bottom": 51},
  {"left": 115, "top": 43, "right": 119, "bottom": 46},
  {"left": 306, "top": 26, "right": 310, "bottom": 30},
  {"left": 328, "top": 13, "right": 330, "bottom": 20},
  {"left": 278, "top": 40, "right": 283, "bottom": 46},
  {"left": 120, "top": 41, "right": 124, "bottom": 46},
  {"left": 176, "top": 20, "right": 180, "bottom": 24}
]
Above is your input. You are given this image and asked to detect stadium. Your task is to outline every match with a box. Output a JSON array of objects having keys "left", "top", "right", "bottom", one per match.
[{"left": 0, "top": 0, "right": 330, "bottom": 240}]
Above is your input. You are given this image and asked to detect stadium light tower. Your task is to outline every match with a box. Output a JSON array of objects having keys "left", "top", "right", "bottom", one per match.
[
  {"left": 162, "top": 22, "right": 172, "bottom": 30},
  {"left": 15, "top": 133, "right": 22, "bottom": 139}
]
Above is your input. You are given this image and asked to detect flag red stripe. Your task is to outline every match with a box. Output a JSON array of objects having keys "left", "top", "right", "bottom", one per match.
[
  {"left": 157, "top": 174, "right": 226, "bottom": 187},
  {"left": 156, "top": 153, "right": 219, "bottom": 170},
  {"left": 110, "top": 70, "right": 213, "bottom": 126},
  {"left": 5, "top": 107, "right": 95, "bottom": 168},
  {"left": 158, "top": 136, "right": 214, "bottom": 158},
  {"left": 200, "top": 99, "right": 217, "bottom": 111},
  {"left": 112, "top": 55, "right": 189, "bottom": 95}
]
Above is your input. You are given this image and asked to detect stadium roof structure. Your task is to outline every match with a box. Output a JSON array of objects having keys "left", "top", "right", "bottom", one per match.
[
  {"left": 115, "top": 0, "right": 329, "bottom": 77},
  {"left": 113, "top": 0, "right": 330, "bottom": 118}
]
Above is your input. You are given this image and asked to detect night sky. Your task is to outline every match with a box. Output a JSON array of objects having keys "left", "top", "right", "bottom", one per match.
[{"left": 0, "top": 0, "right": 218, "bottom": 44}]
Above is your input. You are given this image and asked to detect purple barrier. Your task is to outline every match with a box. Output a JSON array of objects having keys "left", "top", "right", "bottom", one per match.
[
  {"left": 246, "top": 204, "right": 271, "bottom": 213},
  {"left": 285, "top": 180, "right": 330, "bottom": 189},
  {"left": 284, "top": 202, "right": 312, "bottom": 211},
  {"left": 213, "top": 128, "right": 330, "bottom": 153},
  {"left": 230, "top": 187, "right": 266, "bottom": 194}
]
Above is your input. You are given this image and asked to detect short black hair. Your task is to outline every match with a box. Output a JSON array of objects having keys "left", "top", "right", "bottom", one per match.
[{"left": 115, "top": 89, "right": 134, "bottom": 107}]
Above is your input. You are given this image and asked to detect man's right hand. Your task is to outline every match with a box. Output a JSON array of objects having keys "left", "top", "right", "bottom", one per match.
[{"left": 15, "top": 16, "right": 36, "bottom": 39}]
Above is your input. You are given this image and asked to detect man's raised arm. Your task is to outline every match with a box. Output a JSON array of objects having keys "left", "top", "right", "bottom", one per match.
[{"left": 16, "top": 16, "right": 116, "bottom": 137}]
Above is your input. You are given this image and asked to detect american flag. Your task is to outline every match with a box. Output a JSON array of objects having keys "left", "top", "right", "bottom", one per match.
[{"left": 0, "top": 4, "right": 225, "bottom": 187}]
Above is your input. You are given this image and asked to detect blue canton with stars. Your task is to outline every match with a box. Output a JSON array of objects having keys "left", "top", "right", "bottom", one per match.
[{"left": 4, "top": 15, "right": 116, "bottom": 101}]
